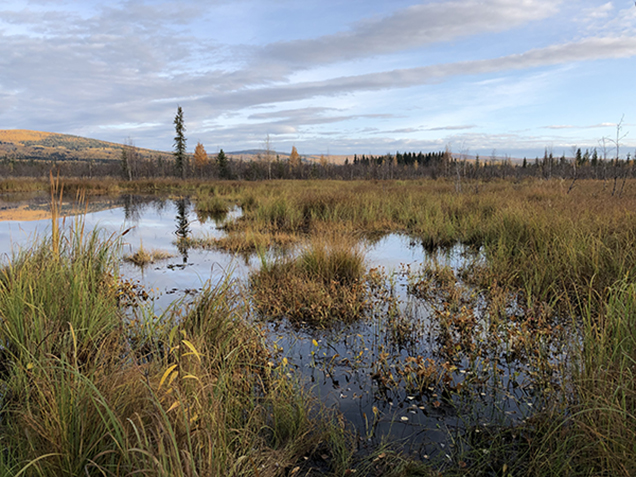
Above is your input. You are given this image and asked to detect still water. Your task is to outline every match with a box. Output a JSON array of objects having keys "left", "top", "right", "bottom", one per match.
[{"left": 0, "top": 193, "right": 562, "bottom": 461}]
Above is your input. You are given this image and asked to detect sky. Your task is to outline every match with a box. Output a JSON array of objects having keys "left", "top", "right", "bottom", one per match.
[{"left": 1, "top": 0, "right": 635, "bottom": 158}]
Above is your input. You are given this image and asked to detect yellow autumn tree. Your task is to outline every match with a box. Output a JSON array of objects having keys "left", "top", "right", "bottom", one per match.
[
  {"left": 193, "top": 142, "right": 208, "bottom": 171},
  {"left": 289, "top": 146, "right": 301, "bottom": 169}
]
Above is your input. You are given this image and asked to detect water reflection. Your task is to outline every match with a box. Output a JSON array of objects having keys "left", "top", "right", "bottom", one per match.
[
  {"left": 174, "top": 198, "right": 191, "bottom": 263},
  {"left": 121, "top": 194, "right": 169, "bottom": 223},
  {"left": 196, "top": 207, "right": 229, "bottom": 226}
]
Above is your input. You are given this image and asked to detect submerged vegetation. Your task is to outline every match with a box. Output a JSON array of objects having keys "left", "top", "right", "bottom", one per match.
[{"left": 1, "top": 177, "right": 636, "bottom": 475}]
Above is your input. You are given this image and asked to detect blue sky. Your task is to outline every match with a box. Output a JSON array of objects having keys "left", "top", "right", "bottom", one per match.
[{"left": 1, "top": 0, "right": 635, "bottom": 158}]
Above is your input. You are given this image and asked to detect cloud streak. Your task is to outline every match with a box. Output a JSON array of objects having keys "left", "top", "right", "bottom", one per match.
[
  {"left": 261, "top": 0, "right": 560, "bottom": 68},
  {"left": 200, "top": 36, "right": 636, "bottom": 110}
]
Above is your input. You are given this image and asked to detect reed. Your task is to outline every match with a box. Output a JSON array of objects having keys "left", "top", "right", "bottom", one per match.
[{"left": 0, "top": 224, "right": 357, "bottom": 476}]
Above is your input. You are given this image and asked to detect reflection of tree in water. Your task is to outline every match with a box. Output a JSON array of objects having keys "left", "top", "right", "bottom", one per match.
[
  {"left": 121, "top": 195, "right": 144, "bottom": 222},
  {"left": 174, "top": 198, "right": 191, "bottom": 263},
  {"left": 121, "top": 195, "right": 164, "bottom": 223},
  {"left": 196, "top": 208, "right": 228, "bottom": 227}
]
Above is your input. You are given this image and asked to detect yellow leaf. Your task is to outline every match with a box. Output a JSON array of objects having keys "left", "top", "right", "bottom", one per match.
[
  {"left": 282, "top": 357, "right": 288, "bottom": 366},
  {"left": 168, "top": 370, "right": 179, "bottom": 387},
  {"left": 182, "top": 374, "right": 200, "bottom": 381},
  {"left": 167, "top": 401, "right": 180, "bottom": 412},
  {"left": 312, "top": 339, "right": 318, "bottom": 347},
  {"left": 159, "top": 364, "right": 178, "bottom": 390},
  {"left": 26, "top": 363, "right": 34, "bottom": 370},
  {"left": 182, "top": 340, "right": 202, "bottom": 362}
]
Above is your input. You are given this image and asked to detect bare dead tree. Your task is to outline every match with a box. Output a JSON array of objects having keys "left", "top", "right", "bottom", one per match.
[{"left": 603, "top": 116, "right": 629, "bottom": 196}]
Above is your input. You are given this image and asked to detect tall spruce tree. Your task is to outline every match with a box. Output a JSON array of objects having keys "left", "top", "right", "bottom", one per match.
[
  {"left": 173, "top": 106, "right": 187, "bottom": 179},
  {"left": 217, "top": 149, "right": 229, "bottom": 179}
]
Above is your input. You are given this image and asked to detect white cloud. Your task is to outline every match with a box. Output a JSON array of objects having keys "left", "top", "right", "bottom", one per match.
[
  {"left": 578, "top": 1, "right": 636, "bottom": 35},
  {"left": 582, "top": 1, "right": 614, "bottom": 20},
  {"left": 260, "top": 0, "right": 560, "bottom": 68},
  {"left": 428, "top": 125, "right": 477, "bottom": 131},
  {"left": 544, "top": 122, "right": 617, "bottom": 130},
  {"left": 201, "top": 36, "right": 636, "bottom": 110}
]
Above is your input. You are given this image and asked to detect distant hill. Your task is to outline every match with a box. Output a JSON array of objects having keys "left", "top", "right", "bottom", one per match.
[
  {"left": 0, "top": 129, "right": 167, "bottom": 163},
  {"left": 0, "top": 130, "right": 356, "bottom": 165}
]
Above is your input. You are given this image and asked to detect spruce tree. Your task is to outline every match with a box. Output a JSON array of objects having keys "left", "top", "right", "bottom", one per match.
[
  {"left": 217, "top": 149, "right": 229, "bottom": 179},
  {"left": 173, "top": 106, "right": 187, "bottom": 179}
]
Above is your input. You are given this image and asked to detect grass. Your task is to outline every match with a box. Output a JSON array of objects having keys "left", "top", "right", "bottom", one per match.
[
  {"left": 0, "top": 222, "right": 366, "bottom": 476},
  {"left": 124, "top": 243, "right": 175, "bottom": 266},
  {"left": 192, "top": 179, "right": 636, "bottom": 313},
  {"left": 3, "top": 177, "right": 636, "bottom": 475},
  {"left": 182, "top": 230, "right": 298, "bottom": 256},
  {"left": 250, "top": 236, "right": 368, "bottom": 327},
  {"left": 193, "top": 195, "right": 230, "bottom": 223},
  {"left": 211, "top": 179, "right": 636, "bottom": 475}
]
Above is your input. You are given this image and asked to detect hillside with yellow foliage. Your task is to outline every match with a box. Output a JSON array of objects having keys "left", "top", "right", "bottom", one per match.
[{"left": 0, "top": 129, "right": 163, "bottom": 163}]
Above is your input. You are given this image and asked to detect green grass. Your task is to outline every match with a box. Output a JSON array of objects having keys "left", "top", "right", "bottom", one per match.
[{"left": 0, "top": 223, "right": 362, "bottom": 477}]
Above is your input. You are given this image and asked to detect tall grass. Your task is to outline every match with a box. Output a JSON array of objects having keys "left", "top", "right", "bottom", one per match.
[
  {"left": 0, "top": 223, "right": 358, "bottom": 476},
  {"left": 194, "top": 179, "right": 636, "bottom": 312},
  {"left": 250, "top": 236, "right": 367, "bottom": 326},
  {"left": 570, "top": 279, "right": 636, "bottom": 475},
  {"left": 4, "top": 178, "right": 636, "bottom": 474},
  {"left": 0, "top": 228, "right": 121, "bottom": 369}
]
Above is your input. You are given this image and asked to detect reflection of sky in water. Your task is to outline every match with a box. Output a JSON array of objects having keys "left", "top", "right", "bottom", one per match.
[
  {"left": 0, "top": 197, "right": 254, "bottom": 312},
  {"left": 0, "top": 195, "right": 548, "bottom": 461}
]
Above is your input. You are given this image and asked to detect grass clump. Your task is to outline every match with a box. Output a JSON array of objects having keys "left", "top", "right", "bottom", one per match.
[
  {"left": 124, "top": 243, "right": 174, "bottom": 266},
  {"left": 251, "top": 237, "right": 368, "bottom": 326},
  {"left": 0, "top": 224, "right": 359, "bottom": 476},
  {"left": 0, "top": 227, "right": 122, "bottom": 368},
  {"left": 186, "top": 230, "right": 299, "bottom": 256},
  {"left": 194, "top": 194, "right": 230, "bottom": 222}
]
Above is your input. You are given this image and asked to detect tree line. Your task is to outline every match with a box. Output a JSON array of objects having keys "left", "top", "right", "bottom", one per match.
[{"left": 1, "top": 107, "right": 634, "bottom": 185}]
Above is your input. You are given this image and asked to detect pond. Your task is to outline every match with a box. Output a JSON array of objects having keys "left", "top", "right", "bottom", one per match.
[{"left": 0, "top": 192, "right": 570, "bottom": 463}]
